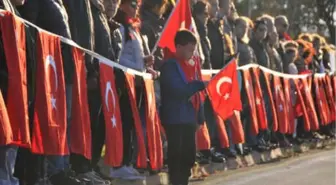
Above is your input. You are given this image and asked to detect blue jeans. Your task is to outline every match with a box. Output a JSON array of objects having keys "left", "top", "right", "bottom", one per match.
[
  {"left": 0, "top": 146, "right": 19, "bottom": 185},
  {"left": 225, "top": 120, "right": 238, "bottom": 155},
  {"left": 46, "top": 85, "right": 72, "bottom": 176}
]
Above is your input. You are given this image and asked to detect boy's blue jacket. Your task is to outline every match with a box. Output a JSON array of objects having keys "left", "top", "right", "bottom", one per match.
[{"left": 159, "top": 58, "right": 206, "bottom": 125}]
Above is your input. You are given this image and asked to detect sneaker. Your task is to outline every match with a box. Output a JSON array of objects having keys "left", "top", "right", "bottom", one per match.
[
  {"left": 49, "top": 171, "right": 83, "bottom": 185},
  {"left": 110, "top": 166, "right": 145, "bottom": 180},
  {"left": 125, "top": 166, "right": 140, "bottom": 175},
  {"left": 77, "top": 171, "right": 110, "bottom": 185}
]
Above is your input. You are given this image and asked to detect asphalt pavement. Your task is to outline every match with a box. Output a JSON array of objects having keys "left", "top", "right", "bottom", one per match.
[{"left": 195, "top": 149, "right": 335, "bottom": 185}]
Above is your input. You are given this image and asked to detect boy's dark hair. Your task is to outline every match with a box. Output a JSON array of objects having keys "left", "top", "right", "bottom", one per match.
[{"left": 174, "top": 30, "right": 197, "bottom": 46}]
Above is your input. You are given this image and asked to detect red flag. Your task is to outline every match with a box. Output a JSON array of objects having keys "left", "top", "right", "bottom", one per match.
[
  {"left": 313, "top": 76, "right": 330, "bottom": 125},
  {"left": 215, "top": 116, "right": 229, "bottom": 148},
  {"left": 241, "top": 68, "right": 258, "bottom": 135},
  {"left": 283, "top": 78, "right": 295, "bottom": 134},
  {"left": 228, "top": 111, "right": 245, "bottom": 144},
  {"left": 143, "top": 78, "right": 163, "bottom": 170},
  {"left": 99, "top": 63, "right": 123, "bottom": 167},
  {"left": 262, "top": 71, "right": 278, "bottom": 131},
  {"left": 207, "top": 59, "right": 242, "bottom": 120},
  {"left": 124, "top": 73, "right": 147, "bottom": 168},
  {"left": 301, "top": 77, "right": 319, "bottom": 131},
  {"left": 293, "top": 78, "right": 310, "bottom": 131},
  {"left": 157, "top": 0, "right": 192, "bottom": 54},
  {"left": 70, "top": 48, "right": 92, "bottom": 159},
  {"left": 332, "top": 75, "right": 336, "bottom": 100},
  {"left": 251, "top": 67, "right": 267, "bottom": 130},
  {"left": 32, "top": 31, "right": 68, "bottom": 155},
  {"left": 196, "top": 124, "right": 211, "bottom": 150},
  {"left": 0, "top": 90, "right": 12, "bottom": 145},
  {"left": 323, "top": 75, "right": 336, "bottom": 122},
  {"left": 273, "top": 75, "right": 289, "bottom": 134},
  {"left": 0, "top": 11, "right": 30, "bottom": 147}
]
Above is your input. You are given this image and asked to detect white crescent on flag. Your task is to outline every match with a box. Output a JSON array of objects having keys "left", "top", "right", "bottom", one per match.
[
  {"left": 45, "top": 55, "right": 58, "bottom": 109},
  {"left": 45, "top": 55, "right": 58, "bottom": 90},
  {"left": 216, "top": 77, "right": 232, "bottom": 96},
  {"left": 105, "top": 81, "right": 117, "bottom": 127}
]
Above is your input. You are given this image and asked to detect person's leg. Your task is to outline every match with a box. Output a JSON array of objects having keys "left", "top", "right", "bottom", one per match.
[
  {"left": 165, "top": 124, "right": 182, "bottom": 185},
  {"left": 179, "top": 124, "right": 197, "bottom": 185},
  {"left": 0, "top": 145, "right": 19, "bottom": 185}
]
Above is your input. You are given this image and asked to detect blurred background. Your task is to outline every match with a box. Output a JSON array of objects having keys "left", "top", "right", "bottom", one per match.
[{"left": 235, "top": 0, "right": 335, "bottom": 43}]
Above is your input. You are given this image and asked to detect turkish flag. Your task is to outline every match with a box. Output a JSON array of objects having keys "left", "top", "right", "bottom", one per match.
[
  {"left": 313, "top": 76, "right": 330, "bottom": 125},
  {"left": 332, "top": 75, "right": 336, "bottom": 101},
  {"left": 99, "top": 63, "right": 123, "bottom": 167},
  {"left": 196, "top": 124, "right": 211, "bottom": 150},
  {"left": 32, "top": 31, "right": 68, "bottom": 155},
  {"left": 293, "top": 78, "right": 311, "bottom": 131},
  {"left": 251, "top": 67, "right": 267, "bottom": 130},
  {"left": 143, "top": 78, "right": 163, "bottom": 170},
  {"left": 228, "top": 111, "right": 245, "bottom": 144},
  {"left": 207, "top": 59, "right": 242, "bottom": 120},
  {"left": 262, "top": 71, "right": 278, "bottom": 131},
  {"left": 0, "top": 90, "right": 12, "bottom": 145},
  {"left": 0, "top": 11, "right": 30, "bottom": 147},
  {"left": 273, "top": 75, "right": 289, "bottom": 134},
  {"left": 157, "top": 0, "right": 191, "bottom": 54},
  {"left": 283, "top": 78, "right": 295, "bottom": 134},
  {"left": 241, "top": 68, "right": 258, "bottom": 135},
  {"left": 301, "top": 77, "right": 319, "bottom": 131},
  {"left": 70, "top": 48, "right": 92, "bottom": 159},
  {"left": 215, "top": 116, "right": 229, "bottom": 148},
  {"left": 323, "top": 75, "right": 336, "bottom": 122},
  {"left": 124, "top": 73, "right": 147, "bottom": 168}
]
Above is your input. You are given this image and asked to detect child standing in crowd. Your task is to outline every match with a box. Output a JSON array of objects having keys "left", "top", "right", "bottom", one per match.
[{"left": 160, "top": 30, "right": 207, "bottom": 185}]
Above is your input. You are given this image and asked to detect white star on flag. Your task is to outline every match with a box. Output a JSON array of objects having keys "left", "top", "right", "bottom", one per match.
[
  {"left": 279, "top": 104, "right": 283, "bottom": 111},
  {"left": 256, "top": 98, "right": 261, "bottom": 105},
  {"left": 51, "top": 95, "right": 57, "bottom": 109},
  {"left": 224, "top": 93, "right": 230, "bottom": 100},
  {"left": 111, "top": 115, "right": 116, "bottom": 128}
]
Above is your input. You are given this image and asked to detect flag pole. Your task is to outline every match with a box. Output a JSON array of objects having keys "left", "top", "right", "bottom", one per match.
[{"left": 150, "top": 0, "right": 180, "bottom": 55}]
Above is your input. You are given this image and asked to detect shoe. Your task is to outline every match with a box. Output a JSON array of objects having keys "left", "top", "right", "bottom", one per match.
[
  {"left": 126, "top": 166, "right": 141, "bottom": 176},
  {"left": 279, "top": 141, "right": 293, "bottom": 148},
  {"left": 94, "top": 168, "right": 113, "bottom": 181},
  {"left": 196, "top": 152, "right": 210, "bottom": 165},
  {"left": 77, "top": 171, "right": 111, "bottom": 185},
  {"left": 110, "top": 166, "right": 145, "bottom": 180},
  {"left": 211, "top": 152, "right": 226, "bottom": 163},
  {"left": 221, "top": 148, "right": 237, "bottom": 159},
  {"left": 49, "top": 171, "right": 83, "bottom": 185},
  {"left": 251, "top": 145, "right": 267, "bottom": 153},
  {"left": 34, "top": 178, "right": 53, "bottom": 185}
]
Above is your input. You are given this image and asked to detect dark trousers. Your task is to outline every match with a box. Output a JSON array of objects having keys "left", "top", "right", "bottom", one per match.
[{"left": 165, "top": 124, "right": 196, "bottom": 185}]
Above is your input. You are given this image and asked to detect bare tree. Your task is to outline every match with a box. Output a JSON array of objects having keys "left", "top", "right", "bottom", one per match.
[{"left": 316, "top": 0, "right": 335, "bottom": 42}]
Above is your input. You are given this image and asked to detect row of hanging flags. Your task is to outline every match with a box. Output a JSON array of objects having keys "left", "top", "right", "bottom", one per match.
[{"left": 0, "top": 0, "right": 335, "bottom": 170}]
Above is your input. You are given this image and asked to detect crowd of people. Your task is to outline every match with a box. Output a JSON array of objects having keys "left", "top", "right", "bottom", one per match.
[{"left": 0, "top": 0, "right": 335, "bottom": 185}]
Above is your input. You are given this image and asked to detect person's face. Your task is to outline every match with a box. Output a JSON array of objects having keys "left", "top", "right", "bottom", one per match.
[
  {"left": 276, "top": 18, "right": 289, "bottom": 34},
  {"left": 268, "top": 29, "right": 279, "bottom": 46},
  {"left": 104, "top": 0, "right": 121, "bottom": 18},
  {"left": 177, "top": 43, "right": 196, "bottom": 60},
  {"left": 235, "top": 20, "right": 248, "bottom": 39},
  {"left": 197, "top": 5, "right": 210, "bottom": 25},
  {"left": 209, "top": 0, "right": 219, "bottom": 18},
  {"left": 219, "top": 0, "right": 231, "bottom": 17},
  {"left": 255, "top": 24, "right": 268, "bottom": 41},
  {"left": 285, "top": 50, "right": 296, "bottom": 63},
  {"left": 121, "top": 0, "right": 140, "bottom": 18}
]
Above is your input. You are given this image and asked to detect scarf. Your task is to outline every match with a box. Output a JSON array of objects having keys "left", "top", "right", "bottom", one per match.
[{"left": 176, "top": 57, "right": 202, "bottom": 114}]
